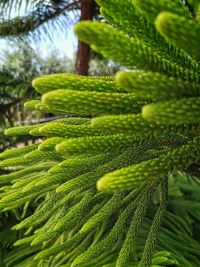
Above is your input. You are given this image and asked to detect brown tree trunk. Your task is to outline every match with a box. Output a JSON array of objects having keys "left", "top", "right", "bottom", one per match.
[{"left": 75, "top": 0, "right": 96, "bottom": 76}]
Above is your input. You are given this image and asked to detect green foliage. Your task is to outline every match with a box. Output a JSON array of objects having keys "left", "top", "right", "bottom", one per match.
[
  {"left": 155, "top": 11, "right": 200, "bottom": 60},
  {"left": 32, "top": 73, "right": 119, "bottom": 94},
  {"left": 0, "top": 0, "right": 200, "bottom": 266}
]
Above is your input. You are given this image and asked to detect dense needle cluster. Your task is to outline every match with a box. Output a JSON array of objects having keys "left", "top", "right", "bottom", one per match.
[{"left": 0, "top": 0, "right": 200, "bottom": 266}]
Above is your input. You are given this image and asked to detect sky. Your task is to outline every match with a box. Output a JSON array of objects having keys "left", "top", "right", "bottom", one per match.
[{"left": 30, "top": 25, "right": 77, "bottom": 59}]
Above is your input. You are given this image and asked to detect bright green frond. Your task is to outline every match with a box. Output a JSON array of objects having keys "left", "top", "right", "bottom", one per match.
[
  {"left": 133, "top": 0, "right": 191, "bottom": 24},
  {"left": 116, "top": 70, "right": 200, "bottom": 100},
  {"left": 32, "top": 73, "right": 122, "bottom": 94},
  {"left": 155, "top": 11, "right": 200, "bottom": 60},
  {"left": 42, "top": 89, "right": 146, "bottom": 116},
  {"left": 142, "top": 97, "right": 200, "bottom": 125},
  {"left": 97, "top": 137, "right": 200, "bottom": 192}
]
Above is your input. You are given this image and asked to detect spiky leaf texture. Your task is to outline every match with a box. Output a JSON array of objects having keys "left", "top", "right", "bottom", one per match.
[{"left": 0, "top": 0, "right": 200, "bottom": 266}]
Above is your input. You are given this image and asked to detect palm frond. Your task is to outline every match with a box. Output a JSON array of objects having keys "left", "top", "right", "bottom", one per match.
[{"left": 0, "top": 0, "right": 80, "bottom": 41}]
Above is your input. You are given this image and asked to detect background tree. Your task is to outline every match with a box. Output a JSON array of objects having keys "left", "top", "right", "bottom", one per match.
[{"left": 75, "top": 0, "right": 96, "bottom": 75}]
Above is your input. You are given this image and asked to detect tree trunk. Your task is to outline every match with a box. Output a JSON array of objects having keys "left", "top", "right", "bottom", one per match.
[{"left": 75, "top": 0, "right": 96, "bottom": 76}]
